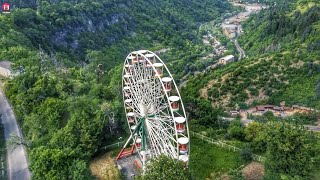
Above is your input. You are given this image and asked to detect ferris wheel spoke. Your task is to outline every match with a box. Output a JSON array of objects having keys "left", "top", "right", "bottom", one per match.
[
  {"left": 146, "top": 126, "right": 163, "bottom": 157},
  {"left": 147, "top": 121, "right": 176, "bottom": 157},
  {"left": 126, "top": 79, "right": 143, "bottom": 113},
  {"left": 148, "top": 120, "right": 177, "bottom": 143},
  {"left": 154, "top": 117, "right": 175, "bottom": 131},
  {"left": 154, "top": 97, "right": 170, "bottom": 114},
  {"left": 147, "top": 123, "right": 166, "bottom": 154}
]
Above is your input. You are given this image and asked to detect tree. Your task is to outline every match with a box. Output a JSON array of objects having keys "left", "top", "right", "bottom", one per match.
[
  {"left": 244, "top": 122, "right": 266, "bottom": 152},
  {"left": 240, "top": 148, "right": 253, "bottom": 163},
  {"left": 315, "top": 79, "right": 320, "bottom": 99},
  {"left": 264, "top": 122, "right": 313, "bottom": 179},
  {"left": 29, "top": 146, "right": 91, "bottom": 180},
  {"left": 142, "top": 155, "right": 189, "bottom": 180},
  {"left": 227, "top": 119, "right": 245, "bottom": 141}
]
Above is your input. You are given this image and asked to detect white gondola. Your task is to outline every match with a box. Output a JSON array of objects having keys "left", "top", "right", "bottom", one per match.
[
  {"left": 169, "top": 96, "right": 180, "bottom": 112},
  {"left": 145, "top": 53, "right": 155, "bottom": 67},
  {"left": 162, "top": 77, "right": 172, "bottom": 92},
  {"left": 127, "top": 112, "right": 135, "bottom": 123},
  {"left": 174, "top": 117, "right": 186, "bottom": 133},
  {"left": 153, "top": 63, "right": 163, "bottom": 77},
  {"left": 178, "top": 137, "right": 189, "bottom": 154}
]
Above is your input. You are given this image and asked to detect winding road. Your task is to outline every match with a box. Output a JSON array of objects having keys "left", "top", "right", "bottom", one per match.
[
  {"left": 0, "top": 88, "right": 30, "bottom": 180},
  {"left": 234, "top": 39, "right": 246, "bottom": 60}
]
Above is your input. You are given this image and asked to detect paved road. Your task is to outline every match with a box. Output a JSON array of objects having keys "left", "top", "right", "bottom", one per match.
[
  {"left": 304, "top": 125, "right": 320, "bottom": 132},
  {"left": 234, "top": 39, "right": 246, "bottom": 60},
  {"left": 0, "top": 89, "right": 31, "bottom": 180}
]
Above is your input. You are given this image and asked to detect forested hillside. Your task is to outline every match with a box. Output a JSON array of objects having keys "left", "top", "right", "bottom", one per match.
[
  {"left": 183, "top": 0, "right": 320, "bottom": 117},
  {"left": 0, "top": 0, "right": 233, "bottom": 178},
  {"left": 181, "top": 1, "right": 320, "bottom": 179}
]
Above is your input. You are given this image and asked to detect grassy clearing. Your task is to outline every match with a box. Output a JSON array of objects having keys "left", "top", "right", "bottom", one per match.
[
  {"left": 190, "top": 138, "right": 242, "bottom": 179},
  {"left": 311, "top": 171, "right": 320, "bottom": 180},
  {"left": 296, "top": 2, "right": 316, "bottom": 13},
  {"left": 0, "top": 121, "right": 6, "bottom": 179}
]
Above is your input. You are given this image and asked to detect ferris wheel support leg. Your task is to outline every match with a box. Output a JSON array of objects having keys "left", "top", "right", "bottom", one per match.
[
  {"left": 142, "top": 122, "right": 146, "bottom": 173},
  {"left": 116, "top": 134, "right": 133, "bottom": 160}
]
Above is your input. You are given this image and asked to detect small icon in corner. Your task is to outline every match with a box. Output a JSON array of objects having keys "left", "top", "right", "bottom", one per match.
[{"left": 2, "top": 2, "right": 11, "bottom": 14}]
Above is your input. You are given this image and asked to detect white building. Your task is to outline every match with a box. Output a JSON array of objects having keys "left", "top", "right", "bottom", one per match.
[{"left": 218, "top": 55, "right": 235, "bottom": 65}]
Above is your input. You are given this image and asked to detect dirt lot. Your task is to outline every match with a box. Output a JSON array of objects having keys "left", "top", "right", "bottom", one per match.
[
  {"left": 242, "top": 162, "right": 265, "bottom": 180},
  {"left": 90, "top": 152, "right": 120, "bottom": 180}
]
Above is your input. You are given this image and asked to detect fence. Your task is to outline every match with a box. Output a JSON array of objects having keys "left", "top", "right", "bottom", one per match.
[
  {"left": 190, "top": 131, "right": 265, "bottom": 162},
  {"left": 100, "top": 140, "right": 126, "bottom": 151}
]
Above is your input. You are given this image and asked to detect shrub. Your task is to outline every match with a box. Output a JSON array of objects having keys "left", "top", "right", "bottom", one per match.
[{"left": 240, "top": 148, "right": 253, "bottom": 163}]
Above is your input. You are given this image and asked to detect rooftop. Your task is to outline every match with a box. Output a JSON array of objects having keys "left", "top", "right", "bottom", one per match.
[{"left": 221, "top": 55, "right": 235, "bottom": 60}]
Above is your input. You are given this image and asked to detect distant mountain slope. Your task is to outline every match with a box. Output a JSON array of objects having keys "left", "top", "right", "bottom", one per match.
[
  {"left": 8, "top": 0, "right": 231, "bottom": 57},
  {"left": 1, "top": 0, "right": 234, "bottom": 77}
]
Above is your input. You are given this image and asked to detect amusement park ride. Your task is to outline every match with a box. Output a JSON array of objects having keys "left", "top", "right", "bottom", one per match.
[{"left": 116, "top": 50, "right": 190, "bottom": 174}]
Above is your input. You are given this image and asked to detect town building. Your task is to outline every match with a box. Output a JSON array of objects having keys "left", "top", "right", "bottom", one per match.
[{"left": 218, "top": 55, "right": 235, "bottom": 65}]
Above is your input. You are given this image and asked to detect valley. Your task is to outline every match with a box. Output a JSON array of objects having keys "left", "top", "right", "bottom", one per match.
[
  {"left": 180, "top": 2, "right": 265, "bottom": 88},
  {"left": 0, "top": 0, "right": 319, "bottom": 179}
]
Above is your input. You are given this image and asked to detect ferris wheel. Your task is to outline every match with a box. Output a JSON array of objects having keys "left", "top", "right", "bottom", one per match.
[{"left": 117, "top": 50, "right": 190, "bottom": 170}]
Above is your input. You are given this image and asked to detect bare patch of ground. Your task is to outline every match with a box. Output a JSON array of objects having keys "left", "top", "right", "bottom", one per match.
[
  {"left": 242, "top": 162, "right": 264, "bottom": 180},
  {"left": 289, "top": 60, "right": 304, "bottom": 68},
  {"left": 200, "top": 73, "right": 230, "bottom": 99},
  {"left": 245, "top": 88, "right": 268, "bottom": 104},
  {"left": 90, "top": 152, "right": 120, "bottom": 180}
]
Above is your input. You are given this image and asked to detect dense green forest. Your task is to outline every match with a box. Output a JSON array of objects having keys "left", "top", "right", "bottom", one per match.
[{"left": 0, "top": 0, "right": 234, "bottom": 178}]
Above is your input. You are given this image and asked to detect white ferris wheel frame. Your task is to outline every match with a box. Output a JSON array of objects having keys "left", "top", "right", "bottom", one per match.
[{"left": 121, "top": 50, "right": 190, "bottom": 170}]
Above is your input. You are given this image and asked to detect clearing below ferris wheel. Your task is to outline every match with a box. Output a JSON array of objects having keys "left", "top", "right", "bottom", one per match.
[{"left": 116, "top": 50, "right": 190, "bottom": 173}]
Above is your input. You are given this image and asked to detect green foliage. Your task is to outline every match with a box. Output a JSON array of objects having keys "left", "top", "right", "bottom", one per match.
[
  {"left": 244, "top": 122, "right": 266, "bottom": 153},
  {"left": 227, "top": 120, "right": 245, "bottom": 141},
  {"left": 264, "top": 122, "right": 314, "bottom": 178},
  {"left": 190, "top": 138, "right": 242, "bottom": 179},
  {"left": 142, "top": 155, "right": 189, "bottom": 180},
  {"left": 240, "top": 148, "right": 253, "bottom": 163},
  {"left": 286, "top": 112, "right": 320, "bottom": 125},
  {"left": 228, "top": 168, "right": 245, "bottom": 180},
  {"left": 30, "top": 146, "right": 92, "bottom": 180}
]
